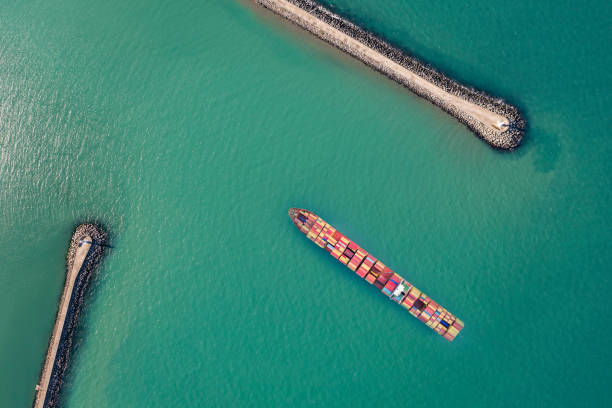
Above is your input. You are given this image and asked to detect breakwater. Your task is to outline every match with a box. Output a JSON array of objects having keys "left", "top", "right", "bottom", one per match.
[
  {"left": 33, "top": 224, "right": 107, "bottom": 408},
  {"left": 255, "top": 0, "right": 526, "bottom": 149}
]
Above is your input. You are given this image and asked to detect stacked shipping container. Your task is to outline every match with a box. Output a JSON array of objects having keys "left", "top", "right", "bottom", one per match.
[{"left": 289, "top": 207, "right": 464, "bottom": 341}]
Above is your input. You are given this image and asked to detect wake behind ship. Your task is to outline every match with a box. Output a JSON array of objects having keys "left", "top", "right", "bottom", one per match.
[{"left": 289, "top": 208, "right": 464, "bottom": 341}]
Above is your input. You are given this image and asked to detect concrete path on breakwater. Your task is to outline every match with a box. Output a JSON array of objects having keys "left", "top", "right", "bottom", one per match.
[
  {"left": 256, "top": 0, "right": 515, "bottom": 137},
  {"left": 33, "top": 237, "right": 92, "bottom": 408}
]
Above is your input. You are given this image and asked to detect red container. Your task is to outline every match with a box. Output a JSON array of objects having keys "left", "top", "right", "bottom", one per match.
[
  {"left": 343, "top": 247, "right": 355, "bottom": 258},
  {"left": 383, "top": 280, "right": 397, "bottom": 292},
  {"left": 348, "top": 249, "right": 366, "bottom": 271},
  {"left": 377, "top": 267, "right": 393, "bottom": 285},
  {"left": 390, "top": 273, "right": 401, "bottom": 285},
  {"left": 355, "top": 266, "right": 368, "bottom": 278}
]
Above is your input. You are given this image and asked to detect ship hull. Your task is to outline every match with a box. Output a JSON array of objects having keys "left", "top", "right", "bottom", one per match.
[{"left": 289, "top": 208, "right": 464, "bottom": 341}]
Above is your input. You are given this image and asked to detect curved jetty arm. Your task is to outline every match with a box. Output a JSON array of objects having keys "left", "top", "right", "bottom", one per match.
[
  {"left": 256, "top": 0, "right": 525, "bottom": 149},
  {"left": 33, "top": 237, "right": 91, "bottom": 408},
  {"left": 33, "top": 224, "right": 107, "bottom": 408}
]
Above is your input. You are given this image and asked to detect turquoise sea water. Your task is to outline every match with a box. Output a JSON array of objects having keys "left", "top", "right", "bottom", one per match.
[{"left": 1, "top": 0, "right": 611, "bottom": 406}]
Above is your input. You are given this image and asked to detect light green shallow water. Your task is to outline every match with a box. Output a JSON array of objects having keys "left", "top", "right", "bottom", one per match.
[{"left": 1, "top": 0, "right": 611, "bottom": 406}]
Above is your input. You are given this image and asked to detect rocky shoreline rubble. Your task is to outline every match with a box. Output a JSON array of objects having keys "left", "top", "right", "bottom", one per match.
[
  {"left": 256, "top": 0, "right": 526, "bottom": 149},
  {"left": 34, "top": 223, "right": 107, "bottom": 408}
]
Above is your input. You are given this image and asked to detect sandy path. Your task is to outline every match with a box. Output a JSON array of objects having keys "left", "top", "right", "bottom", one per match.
[
  {"left": 258, "top": 0, "right": 510, "bottom": 132},
  {"left": 33, "top": 236, "right": 92, "bottom": 408}
]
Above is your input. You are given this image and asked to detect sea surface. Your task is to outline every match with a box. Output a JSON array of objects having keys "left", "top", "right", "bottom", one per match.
[{"left": 1, "top": 0, "right": 611, "bottom": 406}]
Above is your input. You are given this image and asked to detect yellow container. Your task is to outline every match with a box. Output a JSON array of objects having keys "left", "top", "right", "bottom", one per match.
[
  {"left": 409, "top": 308, "right": 421, "bottom": 317},
  {"left": 409, "top": 288, "right": 422, "bottom": 299}
]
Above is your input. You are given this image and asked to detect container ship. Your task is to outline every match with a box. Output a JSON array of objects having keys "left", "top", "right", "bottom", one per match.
[{"left": 289, "top": 208, "right": 464, "bottom": 341}]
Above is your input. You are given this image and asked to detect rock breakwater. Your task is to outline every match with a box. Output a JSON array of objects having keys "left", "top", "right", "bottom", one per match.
[
  {"left": 33, "top": 223, "right": 107, "bottom": 408},
  {"left": 255, "top": 0, "right": 526, "bottom": 149}
]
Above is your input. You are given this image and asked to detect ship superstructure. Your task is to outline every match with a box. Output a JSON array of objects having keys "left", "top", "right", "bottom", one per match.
[{"left": 289, "top": 208, "right": 464, "bottom": 341}]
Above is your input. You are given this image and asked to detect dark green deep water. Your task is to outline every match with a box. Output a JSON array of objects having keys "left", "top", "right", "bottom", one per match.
[{"left": 1, "top": 0, "right": 611, "bottom": 406}]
